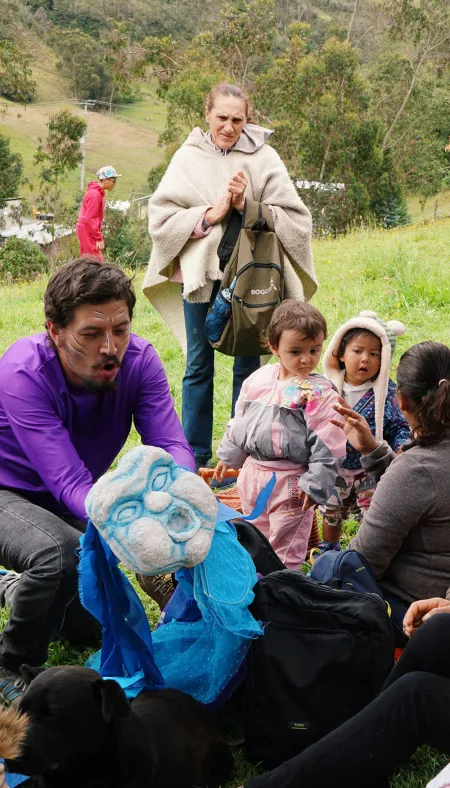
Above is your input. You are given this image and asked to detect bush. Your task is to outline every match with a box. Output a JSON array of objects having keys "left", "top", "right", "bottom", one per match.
[
  {"left": 371, "top": 195, "right": 411, "bottom": 229},
  {"left": 102, "top": 209, "right": 151, "bottom": 269},
  {"left": 298, "top": 180, "right": 371, "bottom": 236},
  {"left": 0, "top": 236, "right": 48, "bottom": 281}
]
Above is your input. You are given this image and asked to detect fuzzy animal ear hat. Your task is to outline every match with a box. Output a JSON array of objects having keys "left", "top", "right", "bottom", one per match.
[{"left": 323, "top": 310, "right": 406, "bottom": 441}]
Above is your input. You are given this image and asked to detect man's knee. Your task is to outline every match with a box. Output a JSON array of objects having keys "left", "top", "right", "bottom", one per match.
[{"left": 30, "top": 530, "right": 81, "bottom": 593}]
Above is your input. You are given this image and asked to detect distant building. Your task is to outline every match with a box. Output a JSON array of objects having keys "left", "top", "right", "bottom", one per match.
[
  {"left": 295, "top": 180, "right": 345, "bottom": 192},
  {"left": 0, "top": 198, "right": 73, "bottom": 249}
]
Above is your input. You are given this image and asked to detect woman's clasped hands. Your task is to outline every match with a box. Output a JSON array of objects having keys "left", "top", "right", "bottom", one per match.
[{"left": 205, "top": 170, "right": 248, "bottom": 226}]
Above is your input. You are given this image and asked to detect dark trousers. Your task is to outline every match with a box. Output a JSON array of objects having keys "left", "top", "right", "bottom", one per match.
[
  {"left": 384, "top": 588, "right": 409, "bottom": 648},
  {"left": 182, "top": 300, "right": 260, "bottom": 465},
  {"left": 0, "top": 490, "right": 101, "bottom": 671},
  {"left": 245, "top": 613, "right": 450, "bottom": 788}
]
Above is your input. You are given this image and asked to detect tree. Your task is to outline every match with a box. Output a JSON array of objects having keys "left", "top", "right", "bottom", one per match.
[
  {"left": 255, "top": 26, "right": 406, "bottom": 231},
  {"left": 369, "top": 54, "right": 450, "bottom": 201},
  {"left": 104, "top": 27, "right": 149, "bottom": 111},
  {"left": 34, "top": 109, "right": 87, "bottom": 215},
  {"left": 0, "top": 41, "right": 36, "bottom": 102},
  {"left": 376, "top": 0, "right": 450, "bottom": 153},
  {"left": 51, "top": 29, "right": 113, "bottom": 101},
  {"left": 0, "top": 132, "right": 23, "bottom": 210},
  {"left": 215, "top": 0, "right": 276, "bottom": 84}
]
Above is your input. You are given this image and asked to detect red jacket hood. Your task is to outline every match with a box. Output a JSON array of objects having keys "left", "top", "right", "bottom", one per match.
[{"left": 87, "top": 181, "right": 105, "bottom": 193}]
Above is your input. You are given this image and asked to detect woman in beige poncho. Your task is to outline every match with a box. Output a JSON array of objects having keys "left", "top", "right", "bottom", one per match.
[{"left": 143, "top": 82, "right": 317, "bottom": 473}]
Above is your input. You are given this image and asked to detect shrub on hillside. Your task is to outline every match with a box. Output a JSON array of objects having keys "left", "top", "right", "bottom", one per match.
[
  {"left": 0, "top": 236, "right": 48, "bottom": 281},
  {"left": 102, "top": 209, "right": 151, "bottom": 269},
  {"left": 371, "top": 195, "right": 411, "bottom": 229},
  {"left": 298, "top": 181, "right": 371, "bottom": 236}
]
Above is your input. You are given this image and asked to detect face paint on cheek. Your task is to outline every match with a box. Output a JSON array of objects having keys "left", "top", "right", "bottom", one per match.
[{"left": 69, "top": 334, "right": 87, "bottom": 356}]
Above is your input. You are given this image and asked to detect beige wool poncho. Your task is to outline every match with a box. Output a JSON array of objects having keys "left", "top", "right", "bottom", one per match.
[{"left": 143, "top": 125, "right": 317, "bottom": 354}]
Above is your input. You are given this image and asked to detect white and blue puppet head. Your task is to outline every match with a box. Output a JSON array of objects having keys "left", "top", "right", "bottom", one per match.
[{"left": 85, "top": 446, "right": 218, "bottom": 575}]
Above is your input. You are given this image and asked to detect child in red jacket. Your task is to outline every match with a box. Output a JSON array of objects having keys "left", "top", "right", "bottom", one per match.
[{"left": 76, "top": 165, "right": 121, "bottom": 260}]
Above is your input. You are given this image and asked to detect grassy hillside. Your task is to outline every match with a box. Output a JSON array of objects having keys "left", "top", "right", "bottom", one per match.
[{"left": 0, "top": 34, "right": 166, "bottom": 204}]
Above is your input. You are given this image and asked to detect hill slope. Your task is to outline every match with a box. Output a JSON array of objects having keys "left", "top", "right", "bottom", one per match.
[{"left": 1, "top": 31, "right": 165, "bottom": 203}]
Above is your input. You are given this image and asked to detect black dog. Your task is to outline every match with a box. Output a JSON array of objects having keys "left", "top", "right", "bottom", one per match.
[{"left": 1, "top": 665, "right": 233, "bottom": 788}]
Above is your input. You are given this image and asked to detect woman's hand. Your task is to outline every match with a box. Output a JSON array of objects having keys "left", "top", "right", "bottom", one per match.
[
  {"left": 227, "top": 170, "right": 248, "bottom": 213},
  {"left": 403, "top": 597, "right": 450, "bottom": 638},
  {"left": 330, "top": 398, "right": 379, "bottom": 455},
  {"left": 205, "top": 192, "right": 232, "bottom": 226},
  {"left": 213, "top": 460, "right": 230, "bottom": 481}
]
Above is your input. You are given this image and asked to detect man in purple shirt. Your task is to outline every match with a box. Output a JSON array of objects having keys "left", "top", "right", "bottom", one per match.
[{"left": 0, "top": 257, "right": 194, "bottom": 705}]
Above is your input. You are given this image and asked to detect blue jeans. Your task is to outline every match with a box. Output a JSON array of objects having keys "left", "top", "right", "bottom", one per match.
[
  {"left": 182, "top": 300, "right": 260, "bottom": 466},
  {"left": 0, "top": 490, "right": 101, "bottom": 670}
]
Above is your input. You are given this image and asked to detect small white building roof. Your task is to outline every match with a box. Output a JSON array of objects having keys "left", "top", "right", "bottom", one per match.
[{"left": 0, "top": 222, "right": 73, "bottom": 246}]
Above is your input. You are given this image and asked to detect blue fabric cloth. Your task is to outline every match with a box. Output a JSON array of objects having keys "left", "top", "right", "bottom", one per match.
[
  {"left": 0, "top": 760, "right": 28, "bottom": 786},
  {"left": 79, "top": 502, "right": 263, "bottom": 704},
  {"left": 79, "top": 523, "right": 165, "bottom": 697}
]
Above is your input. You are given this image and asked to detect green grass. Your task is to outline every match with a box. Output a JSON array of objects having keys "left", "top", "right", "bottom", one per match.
[
  {"left": 408, "top": 189, "right": 450, "bottom": 224},
  {"left": 0, "top": 218, "right": 450, "bottom": 786}
]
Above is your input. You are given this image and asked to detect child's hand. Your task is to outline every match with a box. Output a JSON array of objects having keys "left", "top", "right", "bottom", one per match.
[
  {"left": 213, "top": 460, "right": 230, "bottom": 481},
  {"left": 298, "top": 490, "right": 314, "bottom": 512}
]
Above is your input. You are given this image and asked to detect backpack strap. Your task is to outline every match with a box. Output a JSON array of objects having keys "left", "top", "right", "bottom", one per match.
[
  {"left": 217, "top": 208, "right": 242, "bottom": 272},
  {"left": 242, "top": 197, "right": 274, "bottom": 232}
]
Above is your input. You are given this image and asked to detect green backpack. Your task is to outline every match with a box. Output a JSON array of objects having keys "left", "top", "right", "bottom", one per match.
[{"left": 208, "top": 198, "right": 285, "bottom": 357}]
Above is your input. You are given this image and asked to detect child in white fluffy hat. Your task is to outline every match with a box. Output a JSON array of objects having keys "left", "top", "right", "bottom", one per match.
[{"left": 318, "top": 310, "right": 411, "bottom": 551}]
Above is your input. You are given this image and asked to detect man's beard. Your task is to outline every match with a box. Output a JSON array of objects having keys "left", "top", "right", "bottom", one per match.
[
  {"left": 58, "top": 342, "right": 123, "bottom": 393},
  {"left": 83, "top": 377, "right": 119, "bottom": 393},
  {"left": 83, "top": 353, "right": 122, "bottom": 392}
]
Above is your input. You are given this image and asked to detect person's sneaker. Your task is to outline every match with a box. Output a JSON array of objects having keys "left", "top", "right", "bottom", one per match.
[
  {"left": 309, "top": 541, "right": 342, "bottom": 564},
  {"left": 0, "top": 666, "right": 27, "bottom": 707}
]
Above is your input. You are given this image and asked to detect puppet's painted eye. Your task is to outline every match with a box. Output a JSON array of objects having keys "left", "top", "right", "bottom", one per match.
[
  {"left": 114, "top": 501, "right": 143, "bottom": 522},
  {"left": 151, "top": 468, "right": 170, "bottom": 491}
]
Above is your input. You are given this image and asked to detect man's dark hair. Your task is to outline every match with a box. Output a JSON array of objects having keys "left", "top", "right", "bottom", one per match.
[{"left": 44, "top": 257, "right": 136, "bottom": 328}]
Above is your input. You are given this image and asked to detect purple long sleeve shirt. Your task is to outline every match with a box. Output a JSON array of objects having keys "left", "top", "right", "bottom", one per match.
[{"left": 0, "top": 333, "right": 194, "bottom": 521}]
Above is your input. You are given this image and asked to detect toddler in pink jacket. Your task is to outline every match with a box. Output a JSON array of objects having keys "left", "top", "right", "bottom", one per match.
[{"left": 214, "top": 300, "right": 346, "bottom": 568}]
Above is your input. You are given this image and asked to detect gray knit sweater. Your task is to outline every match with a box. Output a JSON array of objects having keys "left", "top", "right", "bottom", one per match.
[{"left": 350, "top": 436, "right": 450, "bottom": 604}]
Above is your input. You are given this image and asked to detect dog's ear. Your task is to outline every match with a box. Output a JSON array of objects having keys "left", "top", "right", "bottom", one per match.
[
  {"left": 19, "top": 665, "right": 46, "bottom": 686},
  {"left": 93, "top": 679, "right": 130, "bottom": 724}
]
